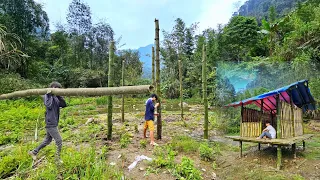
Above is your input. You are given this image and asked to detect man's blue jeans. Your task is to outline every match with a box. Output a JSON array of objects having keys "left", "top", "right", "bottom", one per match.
[{"left": 259, "top": 131, "right": 272, "bottom": 139}]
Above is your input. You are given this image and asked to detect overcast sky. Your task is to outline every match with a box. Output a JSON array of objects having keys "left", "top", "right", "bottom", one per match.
[{"left": 35, "top": 0, "right": 245, "bottom": 49}]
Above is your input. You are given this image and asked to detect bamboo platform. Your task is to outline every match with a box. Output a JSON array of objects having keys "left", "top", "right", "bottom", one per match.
[
  {"left": 226, "top": 134, "right": 314, "bottom": 170},
  {"left": 226, "top": 134, "right": 313, "bottom": 145}
]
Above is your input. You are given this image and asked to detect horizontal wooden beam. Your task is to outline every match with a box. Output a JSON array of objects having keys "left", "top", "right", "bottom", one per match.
[
  {"left": 225, "top": 134, "right": 314, "bottom": 145},
  {"left": 0, "top": 85, "right": 154, "bottom": 100}
]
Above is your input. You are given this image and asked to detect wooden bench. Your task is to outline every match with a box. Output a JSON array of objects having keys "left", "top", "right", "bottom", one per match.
[{"left": 226, "top": 134, "right": 314, "bottom": 169}]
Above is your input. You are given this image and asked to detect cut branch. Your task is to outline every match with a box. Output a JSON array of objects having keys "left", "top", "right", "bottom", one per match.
[{"left": 0, "top": 85, "right": 154, "bottom": 100}]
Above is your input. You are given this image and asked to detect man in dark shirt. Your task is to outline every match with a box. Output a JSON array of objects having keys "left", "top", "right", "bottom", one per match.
[
  {"left": 29, "top": 81, "right": 67, "bottom": 164},
  {"left": 143, "top": 94, "right": 159, "bottom": 146}
]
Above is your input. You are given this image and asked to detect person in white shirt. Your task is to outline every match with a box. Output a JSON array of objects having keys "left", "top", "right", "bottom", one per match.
[{"left": 256, "top": 121, "right": 276, "bottom": 139}]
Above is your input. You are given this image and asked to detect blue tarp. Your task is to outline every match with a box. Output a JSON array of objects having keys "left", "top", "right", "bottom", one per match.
[{"left": 226, "top": 80, "right": 316, "bottom": 112}]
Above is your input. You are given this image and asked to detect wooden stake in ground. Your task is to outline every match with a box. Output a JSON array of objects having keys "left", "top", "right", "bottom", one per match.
[
  {"left": 155, "top": 19, "right": 162, "bottom": 140},
  {"left": 178, "top": 59, "right": 183, "bottom": 120},
  {"left": 152, "top": 46, "right": 155, "bottom": 86},
  {"left": 108, "top": 41, "right": 115, "bottom": 140},
  {"left": 202, "top": 44, "right": 209, "bottom": 139},
  {"left": 121, "top": 58, "right": 125, "bottom": 122}
]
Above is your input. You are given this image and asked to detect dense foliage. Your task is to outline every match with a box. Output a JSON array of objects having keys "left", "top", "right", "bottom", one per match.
[{"left": 0, "top": 0, "right": 143, "bottom": 91}]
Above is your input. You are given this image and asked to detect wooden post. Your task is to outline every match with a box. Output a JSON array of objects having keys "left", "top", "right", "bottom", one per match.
[
  {"left": 178, "top": 59, "right": 183, "bottom": 120},
  {"left": 240, "top": 141, "right": 243, "bottom": 158},
  {"left": 277, "top": 145, "right": 282, "bottom": 170},
  {"left": 276, "top": 94, "right": 282, "bottom": 169},
  {"left": 202, "top": 44, "right": 209, "bottom": 139},
  {"left": 292, "top": 143, "right": 296, "bottom": 159},
  {"left": 155, "top": 19, "right": 162, "bottom": 140},
  {"left": 289, "top": 91, "right": 295, "bottom": 137},
  {"left": 303, "top": 140, "right": 305, "bottom": 151},
  {"left": 241, "top": 104, "right": 244, "bottom": 137},
  {"left": 260, "top": 99, "right": 264, "bottom": 135},
  {"left": 152, "top": 46, "right": 155, "bottom": 86},
  {"left": 107, "top": 41, "right": 115, "bottom": 140},
  {"left": 258, "top": 143, "right": 261, "bottom": 151},
  {"left": 276, "top": 94, "right": 281, "bottom": 139},
  {"left": 121, "top": 58, "right": 125, "bottom": 123}
]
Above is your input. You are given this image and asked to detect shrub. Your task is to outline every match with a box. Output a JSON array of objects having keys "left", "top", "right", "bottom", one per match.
[
  {"left": 152, "top": 145, "right": 176, "bottom": 168},
  {"left": 174, "top": 157, "right": 202, "bottom": 180},
  {"left": 0, "top": 72, "right": 41, "bottom": 94},
  {"left": 199, "top": 143, "right": 214, "bottom": 161},
  {"left": 120, "top": 133, "right": 131, "bottom": 148}
]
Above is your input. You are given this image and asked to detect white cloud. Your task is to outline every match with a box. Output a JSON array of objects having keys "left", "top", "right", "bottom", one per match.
[{"left": 197, "top": 0, "right": 246, "bottom": 32}]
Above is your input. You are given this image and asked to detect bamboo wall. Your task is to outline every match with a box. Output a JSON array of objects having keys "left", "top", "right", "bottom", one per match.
[
  {"left": 294, "top": 106, "right": 303, "bottom": 136},
  {"left": 240, "top": 107, "right": 273, "bottom": 137},
  {"left": 280, "top": 101, "right": 303, "bottom": 138}
]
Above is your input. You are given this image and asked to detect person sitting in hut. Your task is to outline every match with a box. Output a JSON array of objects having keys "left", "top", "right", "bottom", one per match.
[{"left": 256, "top": 121, "right": 276, "bottom": 139}]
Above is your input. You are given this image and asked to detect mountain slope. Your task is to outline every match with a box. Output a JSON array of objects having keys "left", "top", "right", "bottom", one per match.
[
  {"left": 137, "top": 44, "right": 153, "bottom": 78},
  {"left": 237, "top": 0, "right": 307, "bottom": 21}
]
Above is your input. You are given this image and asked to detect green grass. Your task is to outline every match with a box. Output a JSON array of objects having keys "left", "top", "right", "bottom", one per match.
[{"left": 171, "top": 136, "right": 200, "bottom": 153}]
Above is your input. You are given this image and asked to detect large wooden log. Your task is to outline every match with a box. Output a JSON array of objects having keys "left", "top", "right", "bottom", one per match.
[{"left": 0, "top": 85, "right": 154, "bottom": 100}]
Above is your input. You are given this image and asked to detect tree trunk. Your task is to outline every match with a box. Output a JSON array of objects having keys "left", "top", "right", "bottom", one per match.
[
  {"left": 155, "top": 19, "right": 162, "bottom": 140},
  {"left": 0, "top": 85, "right": 153, "bottom": 100},
  {"left": 178, "top": 59, "right": 183, "bottom": 120},
  {"left": 202, "top": 44, "right": 209, "bottom": 139},
  {"left": 108, "top": 41, "right": 115, "bottom": 140},
  {"left": 121, "top": 58, "right": 125, "bottom": 123},
  {"left": 152, "top": 46, "right": 155, "bottom": 86}
]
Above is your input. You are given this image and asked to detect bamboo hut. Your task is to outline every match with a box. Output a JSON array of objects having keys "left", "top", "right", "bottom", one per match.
[{"left": 226, "top": 80, "right": 316, "bottom": 169}]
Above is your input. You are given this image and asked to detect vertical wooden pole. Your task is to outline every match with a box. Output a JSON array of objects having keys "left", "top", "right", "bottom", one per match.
[
  {"left": 240, "top": 141, "right": 243, "bottom": 158},
  {"left": 107, "top": 41, "right": 115, "bottom": 140},
  {"left": 202, "top": 44, "right": 208, "bottom": 139},
  {"left": 260, "top": 100, "right": 264, "bottom": 135},
  {"left": 121, "top": 58, "right": 125, "bottom": 123},
  {"left": 258, "top": 143, "right": 261, "bottom": 151},
  {"left": 289, "top": 91, "right": 295, "bottom": 137},
  {"left": 277, "top": 145, "right": 282, "bottom": 170},
  {"left": 152, "top": 46, "right": 155, "bottom": 86},
  {"left": 276, "top": 94, "right": 281, "bottom": 139},
  {"left": 276, "top": 94, "right": 282, "bottom": 169},
  {"left": 179, "top": 59, "right": 184, "bottom": 120},
  {"left": 241, "top": 104, "right": 244, "bottom": 137},
  {"left": 303, "top": 140, "right": 305, "bottom": 151},
  {"left": 155, "top": 19, "right": 162, "bottom": 140},
  {"left": 292, "top": 143, "right": 296, "bottom": 159}
]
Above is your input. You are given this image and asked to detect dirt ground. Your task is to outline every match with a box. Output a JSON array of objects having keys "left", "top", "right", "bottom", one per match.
[{"left": 80, "top": 110, "right": 320, "bottom": 180}]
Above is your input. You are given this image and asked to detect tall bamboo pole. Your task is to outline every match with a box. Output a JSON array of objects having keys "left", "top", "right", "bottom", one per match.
[
  {"left": 107, "top": 41, "right": 115, "bottom": 140},
  {"left": 155, "top": 19, "right": 162, "bottom": 140},
  {"left": 121, "top": 58, "right": 125, "bottom": 122},
  {"left": 152, "top": 46, "right": 155, "bottom": 86},
  {"left": 276, "top": 94, "right": 282, "bottom": 169},
  {"left": 202, "top": 44, "right": 209, "bottom": 139},
  {"left": 178, "top": 59, "right": 183, "bottom": 120}
]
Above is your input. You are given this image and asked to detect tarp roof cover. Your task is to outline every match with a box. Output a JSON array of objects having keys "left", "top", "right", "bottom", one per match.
[{"left": 226, "top": 80, "right": 316, "bottom": 113}]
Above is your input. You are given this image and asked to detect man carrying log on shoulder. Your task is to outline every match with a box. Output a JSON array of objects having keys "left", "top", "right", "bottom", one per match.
[
  {"left": 143, "top": 94, "right": 159, "bottom": 146},
  {"left": 29, "top": 81, "right": 67, "bottom": 165}
]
